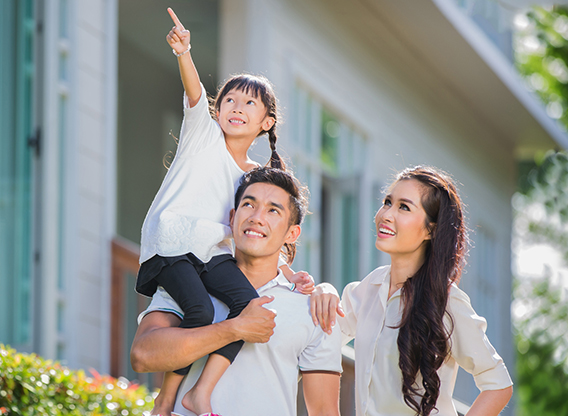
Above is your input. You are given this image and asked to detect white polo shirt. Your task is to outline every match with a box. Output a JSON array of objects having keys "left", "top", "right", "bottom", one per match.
[
  {"left": 139, "top": 270, "right": 343, "bottom": 416},
  {"left": 339, "top": 265, "right": 513, "bottom": 416}
]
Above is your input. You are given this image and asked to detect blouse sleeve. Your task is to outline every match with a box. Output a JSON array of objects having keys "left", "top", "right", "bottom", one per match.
[
  {"left": 176, "top": 83, "right": 223, "bottom": 157},
  {"left": 338, "top": 281, "right": 363, "bottom": 342},
  {"left": 447, "top": 286, "right": 513, "bottom": 391}
]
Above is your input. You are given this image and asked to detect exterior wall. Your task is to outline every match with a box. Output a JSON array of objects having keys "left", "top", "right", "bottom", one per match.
[
  {"left": 36, "top": 0, "right": 117, "bottom": 372},
  {"left": 220, "top": 0, "right": 515, "bottom": 411}
]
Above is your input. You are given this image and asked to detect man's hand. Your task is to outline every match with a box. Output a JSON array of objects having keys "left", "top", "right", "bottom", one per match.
[
  {"left": 232, "top": 296, "right": 277, "bottom": 343},
  {"left": 166, "top": 8, "right": 191, "bottom": 55}
]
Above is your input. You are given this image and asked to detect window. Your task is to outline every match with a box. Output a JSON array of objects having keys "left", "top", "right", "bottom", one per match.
[
  {"left": 0, "top": 0, "right": 35, "bottom": 349},
  {"left": 291, "top": 83, "right": 372, "bottom": 292}
]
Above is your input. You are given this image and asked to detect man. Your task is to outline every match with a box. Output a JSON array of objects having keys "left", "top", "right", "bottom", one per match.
[{"left": 131, "top": 167, "right": 342, "bottom": 416}]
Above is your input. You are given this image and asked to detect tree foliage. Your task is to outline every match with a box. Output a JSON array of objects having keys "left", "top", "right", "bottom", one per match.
[
  {"left": 513, "top": 7, "right": 568, "bottom": 415},
  {"left": 512, "top": 150, "right": 568, "bottom": 416},
  {"left": 513, "top": 274, "right": 568, "bottom": 416},
  {"left": 516, "top": 150, "right": 568, "bottom": 262},
  {"left": 516, "top": 6, "right": 568, "bottom": 127}
]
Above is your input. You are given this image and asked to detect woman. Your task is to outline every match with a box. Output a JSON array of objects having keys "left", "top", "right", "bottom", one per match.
[{"left": 311, "top": 166, "right": 513, "bottom": 416}]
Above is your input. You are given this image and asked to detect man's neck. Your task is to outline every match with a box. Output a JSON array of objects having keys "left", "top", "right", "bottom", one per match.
[{"left": 235, "top": 252, "right": 280, "bottom": 289}]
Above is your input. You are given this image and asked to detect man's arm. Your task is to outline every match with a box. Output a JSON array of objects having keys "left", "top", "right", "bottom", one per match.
[
  {"left": 130, "top": 296, "right": 276, "bottom": 373},
  {"left": 302, "top": 371, "right": 341, "bottom": 416}
]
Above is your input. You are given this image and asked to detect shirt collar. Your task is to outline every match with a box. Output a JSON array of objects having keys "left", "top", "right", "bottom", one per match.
[
  {"left": 369, "top": 265, "right": 402, "bottom": 305},
  {"left": 369, "top": 264, "right": 391, "bottom": 286},
  {"left": 257, "top": 269, "right": 296, "bottom": 294}
]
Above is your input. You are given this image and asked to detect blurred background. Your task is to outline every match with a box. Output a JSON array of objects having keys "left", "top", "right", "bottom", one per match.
[{"left": 1, "top": 0, "right": 568, "bottom": 415}]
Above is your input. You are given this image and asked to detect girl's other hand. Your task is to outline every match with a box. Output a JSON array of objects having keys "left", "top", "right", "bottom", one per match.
[
  {"left": 310, "top": 283, "right": 343, "bottom": 335},
  {"left": 166, "top": 8, "right": 191, "bottom": 54},
  {"left": 290, "top": 271, "right": 315, "bottom": 295}
]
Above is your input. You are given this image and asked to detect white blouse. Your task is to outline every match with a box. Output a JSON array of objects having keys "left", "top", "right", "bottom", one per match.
[
  {"left": 338, "top": 265, "right": 513, "bottom": 416},
  {"left": 139, "top": 84, "right": 244, "bottom": 264}
]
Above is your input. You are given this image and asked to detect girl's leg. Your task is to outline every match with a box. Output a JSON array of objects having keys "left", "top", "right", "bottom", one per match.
[
  {"left": 182, "top": 257, "right": 258, "bottom": 415},
  {"left": 151, "top": 371, "right": 184, "bottom": 416},
  {"left": 151, "top": 259, "right": 215, "bottom": 414},
  {"left": 181, "top": 354, "right": 230, "bottom": 414},
  {"left": 154, "top": 259, "right": 215, "bottom": 375}
]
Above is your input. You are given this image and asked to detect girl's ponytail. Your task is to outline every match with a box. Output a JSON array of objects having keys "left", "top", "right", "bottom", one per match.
[{"left": 267, "top": 127, "right": 286, "bottom": 171}]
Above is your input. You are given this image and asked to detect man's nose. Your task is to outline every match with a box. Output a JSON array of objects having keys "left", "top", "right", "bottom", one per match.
[{"left": 248, "top": 209, "right": 265, "bottom": 224}]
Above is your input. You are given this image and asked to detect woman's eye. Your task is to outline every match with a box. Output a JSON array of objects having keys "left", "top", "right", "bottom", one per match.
[
  {"left": 247, "top": 100, "right": 255, "bottom": 105},
  {"left": 400, "top": 203, "right": 410, "bottom": 211},
  {"left": 227, "top": 98, "right": 234, "bottom": 103},
  {"left": 383, "top": 198, "right": 392, "bottom": 207}
]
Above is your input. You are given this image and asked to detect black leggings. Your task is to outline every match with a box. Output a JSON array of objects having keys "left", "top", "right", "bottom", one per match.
[{"left": 136, "top": 253, "right": 258, "bottom": 375}]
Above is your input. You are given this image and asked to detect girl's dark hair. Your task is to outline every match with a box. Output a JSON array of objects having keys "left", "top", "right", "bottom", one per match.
[
  {"left": 234, "top": 167, "right": 309, "bottom": 264},
  {"left": 393, "top": 166, "right": 469, "bottom": 416},
  {"left": 213, "top": 74, "right": 286, "bottom": 170}
]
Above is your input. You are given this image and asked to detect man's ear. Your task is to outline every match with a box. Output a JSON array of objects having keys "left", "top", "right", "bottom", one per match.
[
  {"left": 285, "top": 224, "right": 301, "bottom": 244},
  {"left": 229, "top": 208, "right": 236, "bottom": 230}
]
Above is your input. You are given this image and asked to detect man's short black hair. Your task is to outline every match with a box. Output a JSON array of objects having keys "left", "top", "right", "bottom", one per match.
[{"left": 234, "top": 167, "right": 309, "bottom": 264}]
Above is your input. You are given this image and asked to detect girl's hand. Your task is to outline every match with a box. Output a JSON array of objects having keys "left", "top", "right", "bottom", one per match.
[
  {"left": 289, "top": 271, "right": 315, "bottom": 295},
  {"left": 166, "top": 8, "right": 191, "bottom": 55},
  {"left": 310, "top": 283, "right": 344, "bottom": 335}
]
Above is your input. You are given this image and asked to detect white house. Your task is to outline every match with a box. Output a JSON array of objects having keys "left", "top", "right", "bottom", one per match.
[{"left": 2, "top": 0, "right": 566, "bottom": 414}]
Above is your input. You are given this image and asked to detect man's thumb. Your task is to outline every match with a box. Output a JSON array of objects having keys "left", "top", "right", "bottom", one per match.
[{"left": 256, "top": 295, "right": 275, "bottom": 305}]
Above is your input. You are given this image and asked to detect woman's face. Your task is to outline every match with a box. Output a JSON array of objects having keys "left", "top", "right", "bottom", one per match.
[{"left": 374, "top": 179, "right": 432, "bottom": 260}]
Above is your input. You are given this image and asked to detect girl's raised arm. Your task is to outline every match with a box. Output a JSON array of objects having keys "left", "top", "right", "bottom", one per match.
[{"left": 166, "top": 8, "right": 202, "bottom": 107}]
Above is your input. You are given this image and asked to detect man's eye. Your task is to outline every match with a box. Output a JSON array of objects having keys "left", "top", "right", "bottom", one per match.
[{"left": 247, "top": 100, "right": 255, "bottom": 105}]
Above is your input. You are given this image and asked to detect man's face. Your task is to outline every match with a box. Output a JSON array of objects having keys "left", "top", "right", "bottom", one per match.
[{"left": 230, "top": 182, "right": 300, "bottom": 260}]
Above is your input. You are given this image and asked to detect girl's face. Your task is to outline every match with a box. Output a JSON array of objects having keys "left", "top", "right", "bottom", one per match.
[
  {"left": 216, "top": 88, "right": 275, "bottom": 140},
  {"left": 374, "top": 179, "right": 432, "bottom": 260}
]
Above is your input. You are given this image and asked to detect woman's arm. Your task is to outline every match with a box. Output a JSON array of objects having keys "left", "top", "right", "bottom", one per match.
[
  {"left": 166, "top": 8, "right": 202, "bottom": 107},
  {"left": 130, "top": 296, "right": 277, "bottom": 373},
  {"left": 466, "top": 386, "right": 513, "bottom": 416}
]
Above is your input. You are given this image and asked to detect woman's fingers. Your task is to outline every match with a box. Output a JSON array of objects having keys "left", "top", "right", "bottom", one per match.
[
  {"left": 310, "top": 285, "right": 341, "bottom": 334},
  {"left": 316, "top": 295, "right": 336, "bottom": 334},
  {"left": 336, "top": 303, "right": 346, "bottom": 318}
]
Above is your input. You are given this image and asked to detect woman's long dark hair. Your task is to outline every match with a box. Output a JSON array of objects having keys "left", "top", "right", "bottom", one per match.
[
  {"left": 213, "top": 74, "right": 286, "bottom": 170},
  {"left": 393, "top": 166, "right": 469, "bottom": 416}
]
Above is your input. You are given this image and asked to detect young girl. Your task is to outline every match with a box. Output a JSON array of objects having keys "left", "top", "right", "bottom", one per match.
[
  {"left": 311, "top": 166, "right": 513, "bottom": 416},
  {"left": 136, "top": 8, "right": 313, "bottom": 416}
]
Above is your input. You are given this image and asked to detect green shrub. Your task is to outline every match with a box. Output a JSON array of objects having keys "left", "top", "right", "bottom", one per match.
[{"left": 0, "top": 344, "right": 155, "bottom": 416}]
